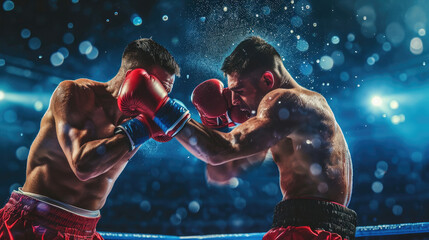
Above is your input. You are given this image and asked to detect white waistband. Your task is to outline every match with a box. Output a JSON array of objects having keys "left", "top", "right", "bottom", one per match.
[{"left": 16, "top": 188, "right": 100, "bottom": 218}]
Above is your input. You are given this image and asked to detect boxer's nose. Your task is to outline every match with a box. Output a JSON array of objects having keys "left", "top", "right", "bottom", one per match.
[{"left": 231, "top": 91, "right": 242, "bottom": 106}]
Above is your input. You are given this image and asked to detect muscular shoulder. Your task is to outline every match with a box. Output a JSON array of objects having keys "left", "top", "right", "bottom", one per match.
[
  {"left": 257, "top": 88, "right": 303, "bottom": 118},
  {"left": 257, "top": 88, "right": 335, "bottom": 131},
  {"left": 51, "top": 79, "right": 96, "bottom": 125}
]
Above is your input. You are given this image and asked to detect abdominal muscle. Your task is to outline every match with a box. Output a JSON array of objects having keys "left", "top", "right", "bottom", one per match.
[{"left": 22, "top": 116, "right": 128, "bottom": 211}]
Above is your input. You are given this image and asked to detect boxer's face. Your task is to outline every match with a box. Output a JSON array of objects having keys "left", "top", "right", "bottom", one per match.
[
  {"left": 228, "top": 72, "right": 265, "bottom": 116},
  {"left": 146, "top": 65, "right": 175, "bottom": 93}
]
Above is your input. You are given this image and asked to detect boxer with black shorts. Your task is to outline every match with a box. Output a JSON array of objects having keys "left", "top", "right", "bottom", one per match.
[
  {"left": 124, "top": 36, "right": 356, "bottom": 240},
  {"left": 0, "top": 38, "right": 180, "bottom": 239}
]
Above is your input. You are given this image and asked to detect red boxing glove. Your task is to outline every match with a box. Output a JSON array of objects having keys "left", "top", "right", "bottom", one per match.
[
  {"left": 118, "top": 68, "right": 168, "bottom": 117},
  {"left": 118, "top": 68, "right": 190, "bottom": 137},
  {"left": 117, "top": 69, "right": 172, "bottom": 142},
  {"left": 191, "top": 79, "right": 250, "bottom": 129},
  {"left": 191, "top": 79, "right": 231, "bottom": 129}
]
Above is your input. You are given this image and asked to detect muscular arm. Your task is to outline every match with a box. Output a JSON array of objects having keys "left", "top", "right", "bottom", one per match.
[
  {"left": 205, "top": 151, "right": 267, "bottom": 185},
  {"left": 176, "top": 89, "right": 302, "bottom": 165},
  {"left": 52, "top": 81, "right": 134, "bottom": 181}
]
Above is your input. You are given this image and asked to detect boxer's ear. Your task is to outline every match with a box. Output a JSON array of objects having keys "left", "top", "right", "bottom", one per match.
[{"left": 259, "top": 71, "right": 275, "bottom": 90}]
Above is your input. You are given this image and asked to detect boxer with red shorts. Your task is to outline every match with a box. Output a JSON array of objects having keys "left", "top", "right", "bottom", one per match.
[
  {"left": 0, "top": 38, "right": 181, "bottom": 239},
  {"left": 128, "top": 36, "right": 357, "bottom": 239},
  {"left": 0, "top": 189, "right": 102, "bottom": 239}
]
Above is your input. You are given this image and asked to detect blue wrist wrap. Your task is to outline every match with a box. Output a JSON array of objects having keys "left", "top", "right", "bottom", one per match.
[
  {"left": 115, "top": 118, "right": 150, "bottom": 151},
  {"left": 154, "top": 98, "right": 190, "bottom": 137}
]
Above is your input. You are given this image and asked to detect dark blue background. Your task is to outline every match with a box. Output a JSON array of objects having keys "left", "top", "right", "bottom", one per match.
[{"left": 1, "top": 0, "right": 428, "bottom": 235}]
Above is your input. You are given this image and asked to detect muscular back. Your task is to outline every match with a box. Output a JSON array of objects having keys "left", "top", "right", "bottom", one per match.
[
  {"left": 22, "top": 79, "right": 135, "bottom": 210},
  {"left": 266, "top": 88, "right": 352, "bottom": 205}
]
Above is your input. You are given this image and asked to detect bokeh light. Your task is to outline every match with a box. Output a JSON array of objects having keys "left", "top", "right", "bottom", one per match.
[
  {"left": 291, "top": 16, "right": 303, "bottom": 28},
  {"left": 404, "top": 5, "right": 426, "bottom": 33},
  {"left": 319, "top": 56, "right": 334, "bottom": 70},
  {"left": 34, "top": 101, "right": 44, "bottom": 111},
  {"left": 79, "top": 41, "right": 93, "bottom": 55},
  {"left": 340, "top": 71, "right": 349, "bottom": 81},
  {"left": 371, "top": 96, "right": 383, "bottom": 107},
  {"left": 28, "top": 37, "right": 41, "bottom": 50},
  {"left": 2, "top": 0, "right": 14, "bottom": 11},
  {"left": 331, "top": 36, "right": 340, "bottom": 44},
  {"left": 50, "top": 52, "right": 64, "bottom": 67},
  {"left": 372, "top": 181, "right": 384, "bottom": 193},
  {"left": 410, "top": 37, "right": 423, "bottom": 55},
  {"left": 188, "top": 201, "right": 200, "bottom": 213},
  {"left": 86, "top": 46, "right": 99, "bottom": 60},
  {"left": 386, "top": 22, "right": 405, "bottom": 46},
  {"left": 21, "top": 29, "right": 31, "bottom": 39},
  {"left": 382, "top": 42, "right": 392, "bottom": 51},
  {"left": 331, "top": 50, "right": 344, "bottom": 65},
  {"left": 390, "top": 100, "right": 399, "bottom": 109},
  {"left": 15, "top": 146, "right": 29, "bottom": 161},
  {"left": 262, "top": 6, "right": 270, "bottom": 15},
  {"left": 58, "top": 47, "right": 69, "bottom": 59},
  {"left": 296, "top": 39, "right": 309, "bottom": 52},
  {"left": 347, "top": 33, "right": 355, "bottom": 42},
  {"left": 63, "top": 33, "right": 74, "bottom": 45},
  {"left": 131, "top": 14, "right": 142, "bottom": 26},
  {"left": 299, "top": 62, "right": 313, "bottom": 76}
]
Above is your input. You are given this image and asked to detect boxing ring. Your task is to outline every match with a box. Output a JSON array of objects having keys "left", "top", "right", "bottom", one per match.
[{"left": 99, "top": 222, "right": 429, "bottom": 239}]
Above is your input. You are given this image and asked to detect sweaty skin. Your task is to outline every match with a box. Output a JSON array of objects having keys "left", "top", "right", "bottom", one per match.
[
  {"left": 22, "top": 66, "right": 173, "bottom": 211},
  {"left": 22, "top": 79, "right": 134, "bottom": 211},
  {"left": 177, "top": 77, "right": 352, "bottom": 206}
]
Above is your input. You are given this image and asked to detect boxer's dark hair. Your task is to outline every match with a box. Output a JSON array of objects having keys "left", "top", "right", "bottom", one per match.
[
  {"left": 221, "top": 36, "right": 280, "bottom": 76},
  {"left": 123, "top": 38, "right": 180, "bottom": 76}
]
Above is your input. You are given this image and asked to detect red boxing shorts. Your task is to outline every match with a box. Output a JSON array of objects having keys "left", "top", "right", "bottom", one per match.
[
  {"left": 0, "top": 191, "right": 103, "bottom": 240},
  {"left": 263, "top": 199, "right": 357, "bottom": 240}
]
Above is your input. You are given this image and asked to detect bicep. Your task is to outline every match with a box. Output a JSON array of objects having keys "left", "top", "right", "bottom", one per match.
[
  {"left": 55, "top": 118, "right": 95, "bottom": 164},
  {"left": 51, "top": 82, "right": 95, "bottom": 164}
]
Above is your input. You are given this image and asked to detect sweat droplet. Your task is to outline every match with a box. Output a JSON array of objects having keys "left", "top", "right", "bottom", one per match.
[
  {"left": 278, "top": 108, "right": 290, "bottom": 120},
  {"left": 318, "top": 182, "right": 328, "bottom": 193},
  {"left": 310, "top": 163, "right": 322, "bottom": 176},
  {"left": 189, "top": 137, "right": 197, "bottom": 146}
]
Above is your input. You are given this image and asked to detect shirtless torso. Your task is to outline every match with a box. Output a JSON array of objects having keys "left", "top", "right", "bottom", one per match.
[
  {"left": 177, "top": 84, "right": 352, "bottom": 206},
  {"left": 22, "top": 79, "right": 135, "bottom": 210},
  {"left": 267, "top": 87, "right": 352, "bottom": 205}
]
